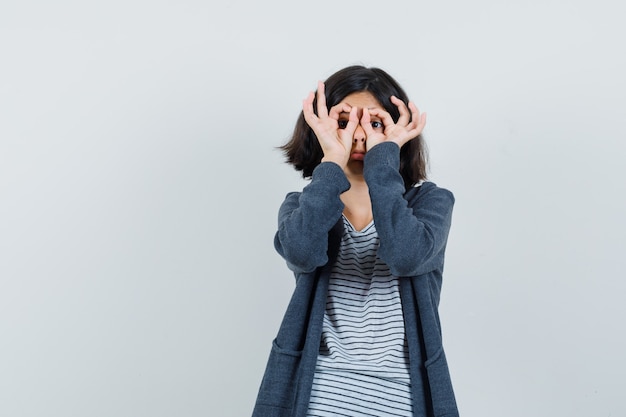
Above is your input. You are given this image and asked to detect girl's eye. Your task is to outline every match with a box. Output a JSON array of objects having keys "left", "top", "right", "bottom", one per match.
[
  {"left": 338, "top": 120, "right": 348, "bottom": 129},
  {"left": 371, "top": 121, "right": 383, "bottom": 129}
]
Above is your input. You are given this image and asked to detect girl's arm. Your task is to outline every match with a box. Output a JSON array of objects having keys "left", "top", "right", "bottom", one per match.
[
  {"left": 274, "top": 162, "right": 350, "bottom": 273},
  {"left": 364, "top": 142, "right": 454, "bottom": 277},
  {"left": 274, "top": 82, "right": 357, "bottom": 273}
]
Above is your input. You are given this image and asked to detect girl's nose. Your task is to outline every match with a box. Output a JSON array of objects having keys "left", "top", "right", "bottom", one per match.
[{"left": 353, "top": 125, "right": 366, "bottom": 144}]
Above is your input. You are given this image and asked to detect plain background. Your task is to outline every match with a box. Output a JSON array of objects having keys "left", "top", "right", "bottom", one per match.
[{"left": 1, "top": 1, "right": 625, "bottom": 416}]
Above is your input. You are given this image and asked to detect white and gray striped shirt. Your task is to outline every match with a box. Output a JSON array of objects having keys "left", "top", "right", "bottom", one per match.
[{"left": 307, "top": 216, "right": 412, "bottom": 417}]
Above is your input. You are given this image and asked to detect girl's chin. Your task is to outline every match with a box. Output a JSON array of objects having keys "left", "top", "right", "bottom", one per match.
[{"left": 345, "top": 160, "right": 365, "bottom": 175}]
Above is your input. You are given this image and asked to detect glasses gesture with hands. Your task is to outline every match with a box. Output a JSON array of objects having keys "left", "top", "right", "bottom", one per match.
[
  {"left": 302, "top": 81, "right": 427, "bottom": 169},
  {"left": 361, "top": 96, "right": 426, "bottom": 151},
  {"left": 302, "top": 81, "right": 360, "bottom": 168}
]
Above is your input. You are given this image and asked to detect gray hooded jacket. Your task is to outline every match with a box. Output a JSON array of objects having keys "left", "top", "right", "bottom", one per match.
[{"left": 253, "top": 142, "right": 459, "bottom": 417}]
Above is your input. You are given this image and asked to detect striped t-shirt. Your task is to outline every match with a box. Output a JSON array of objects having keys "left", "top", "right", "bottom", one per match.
[{"left": 306, "top": 216, "right": 412, "bottom": 417}]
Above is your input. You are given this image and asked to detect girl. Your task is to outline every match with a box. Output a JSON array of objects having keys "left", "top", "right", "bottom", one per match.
[{"left": 253, "top": 66, "right": 459, "bottom": 417}]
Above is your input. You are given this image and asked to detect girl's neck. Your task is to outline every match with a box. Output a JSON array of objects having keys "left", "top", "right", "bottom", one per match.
[{"left": 341, "top": 174, "right": 372, "bottom": 231}]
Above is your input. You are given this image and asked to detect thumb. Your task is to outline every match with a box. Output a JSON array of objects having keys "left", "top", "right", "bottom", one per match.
[
  {"left": 360, "top": 108, "right": 375, "bottom": 137},
  {"left": 341, "top": 106, "right": 359, "bottom": 148}
]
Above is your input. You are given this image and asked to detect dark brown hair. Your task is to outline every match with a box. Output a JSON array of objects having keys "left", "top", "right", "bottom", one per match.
[{"left": 280, "top": 65, "right": 428, "bottom": 189}]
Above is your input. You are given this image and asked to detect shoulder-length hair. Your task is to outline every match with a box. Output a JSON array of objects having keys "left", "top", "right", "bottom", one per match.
[{"left": 280, "top": 65, "right": 428, "bottom": 189}]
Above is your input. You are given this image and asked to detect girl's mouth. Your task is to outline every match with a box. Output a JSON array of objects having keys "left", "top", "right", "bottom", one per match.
[{"left": 350, "top": 151, "right": 365, "bottom": 161}]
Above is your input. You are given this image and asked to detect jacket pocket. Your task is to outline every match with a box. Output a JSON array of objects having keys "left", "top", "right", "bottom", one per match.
[
  {"left": 252, "top": 339, "right": 303, "bottom": 416},
  {"left": 424, "top": 347, "right": 459, "bottom": 417}
]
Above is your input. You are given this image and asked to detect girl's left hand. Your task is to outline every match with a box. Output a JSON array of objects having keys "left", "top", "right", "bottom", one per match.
[{"left": 361, "top": 96, "right": 427, "bottom": 150}]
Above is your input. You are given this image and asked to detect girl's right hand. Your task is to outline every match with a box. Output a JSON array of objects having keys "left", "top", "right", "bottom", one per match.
[{"left": 302, "top": 81, "right": 359, "bottom": 168}]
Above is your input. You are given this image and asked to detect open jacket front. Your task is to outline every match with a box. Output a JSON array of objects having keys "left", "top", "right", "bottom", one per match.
[{"left": 252, "top": 142, "right": 460, "bottom": 417}]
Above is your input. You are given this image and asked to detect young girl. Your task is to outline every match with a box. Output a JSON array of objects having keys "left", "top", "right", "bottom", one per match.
[{"left": 252, "top": 66, "right": 459, "bottom": 417}]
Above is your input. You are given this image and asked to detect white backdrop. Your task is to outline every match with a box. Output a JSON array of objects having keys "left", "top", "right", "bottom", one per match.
[{"left": 1, "top": 1, "right": 624, "bottom": 416}]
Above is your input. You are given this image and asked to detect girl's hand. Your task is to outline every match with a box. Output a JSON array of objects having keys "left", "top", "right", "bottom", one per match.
[
  {"left": 361, "top": 95, "right": 426, "bottom": 150},
  {"left": 302, "top": 81, "right": 359, "bottom": 168}
]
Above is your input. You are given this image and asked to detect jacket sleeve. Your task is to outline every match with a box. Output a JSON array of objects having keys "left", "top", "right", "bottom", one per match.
[
  {"left": 274, "top": 162, "right": 351, "bottom": 273},
  {"left": 363, "top": 142, "right": 454, "bottom": 277}
]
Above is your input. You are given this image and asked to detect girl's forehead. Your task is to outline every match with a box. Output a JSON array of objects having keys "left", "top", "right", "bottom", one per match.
[{"left": 339, "top": 91, "right": 383, "bottom": 108}]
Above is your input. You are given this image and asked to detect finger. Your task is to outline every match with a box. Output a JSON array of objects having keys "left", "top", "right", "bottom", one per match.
[
  {"left": 344, "top": 106, "right": 359, "bottom": 136},
  {"left": 407, "top": 102, "right": 427, "bottom": 136},
  {"left": 360, "top": 107, "right": 376, "bottom": 137},
  {"left": 391, "top": 95, "right": 410, "bottom": 126},
  {"left": 328, "top": 102, "right": 352, "bottom": 120},
  {"left": 340, "top": 106, "right": 359, "bottom": 148},
  {"left": 367, "top": 107, "right": 395, "bottom": 129},
  {"left": 302, "top": 91, "right": 320, "bottom": 128},
  {"left": 316, "top": 81, "right": 329, "bottom": 118}
]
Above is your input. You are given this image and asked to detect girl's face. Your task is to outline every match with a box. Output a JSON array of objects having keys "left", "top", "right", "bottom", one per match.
[{"left": 336, "top": 91, "right": 385, "bottom": 174}]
